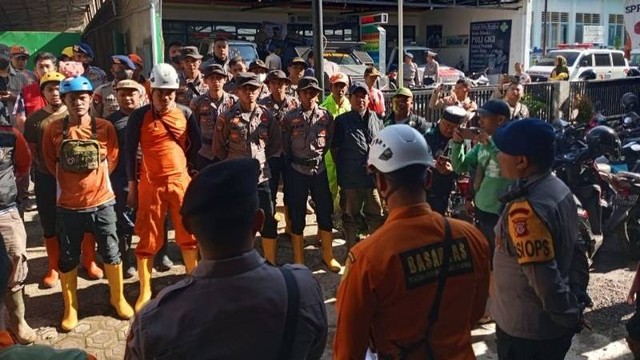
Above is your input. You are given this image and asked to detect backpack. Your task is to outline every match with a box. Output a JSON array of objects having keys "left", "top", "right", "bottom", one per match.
[{"left": 59, "top": 116, "right": 101, "bottom": 173}]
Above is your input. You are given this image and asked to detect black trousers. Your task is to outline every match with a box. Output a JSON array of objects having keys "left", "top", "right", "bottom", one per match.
[
  {"left": 496, "top": 326, "right": 574, "bottom": 360},
  {"left": 57, "top": 203, "right": 121, "bottom": 273},
  {"left": 258, "top": 181, "right": 278, "bottom": 238},
  {"left": 33, "top": 171, "right": 57, "bottom": 238},
  {"left": 475, "top": 207, "right": 500, "bottom": 260},
  {"left": 268, "top": 155, "right": 287, "bottom": 206},
  {"left": 286, "top": 168, "right": 333, "bottom": 235}
]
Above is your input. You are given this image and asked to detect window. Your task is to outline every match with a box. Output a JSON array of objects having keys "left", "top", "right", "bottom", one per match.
[
  {"left": 575, "top": 13, "right": 601, "bottom": 43},
  {"left": 608, "top": 14, "right": 625, "bottom": 48},
  {"left": 288, "top": 24, "right": 357, "bottom": 41},
  {"left": 594, "top": 53, "right": 611, "bottom": 67},
  {"left": 612, "top": 52, "right": 626, "bottom": 66},
  {"left": 541, "top": 12, "right": 569, "bottom": 48}
]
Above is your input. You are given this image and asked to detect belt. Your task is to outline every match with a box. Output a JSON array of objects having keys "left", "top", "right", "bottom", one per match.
[{"left": 291, "top": 156, "right": 321, "bottom": 167}]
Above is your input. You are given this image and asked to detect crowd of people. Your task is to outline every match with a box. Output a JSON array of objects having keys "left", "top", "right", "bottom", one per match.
[{"left": 0, "top": 36, "right": 602, "bottom": 360}]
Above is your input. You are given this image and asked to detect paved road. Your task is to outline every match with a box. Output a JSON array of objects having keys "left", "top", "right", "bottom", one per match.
[{"left": 18, "top": 202, "right": 637, "bottom": 359}]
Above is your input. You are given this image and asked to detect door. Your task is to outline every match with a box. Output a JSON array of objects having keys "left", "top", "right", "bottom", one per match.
[{"left": 593, "top": 53, "right": 613, "bottom": 79}]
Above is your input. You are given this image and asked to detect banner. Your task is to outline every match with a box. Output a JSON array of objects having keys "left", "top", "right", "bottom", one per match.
[
  {"left": 468, "top": 20, "right": 512, "bottom": 74},
  {"left": 625, "top": 0, "right": 640, "bottom": 49}
]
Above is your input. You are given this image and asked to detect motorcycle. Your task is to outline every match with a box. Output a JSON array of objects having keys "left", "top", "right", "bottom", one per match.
[{"left": 468, "top": 68, "right": 490, "bottom": 87}]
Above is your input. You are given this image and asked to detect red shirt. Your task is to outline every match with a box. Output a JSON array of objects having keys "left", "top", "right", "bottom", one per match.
[{"left": 21, "top": 82, "right": 47, "bottom": 117}]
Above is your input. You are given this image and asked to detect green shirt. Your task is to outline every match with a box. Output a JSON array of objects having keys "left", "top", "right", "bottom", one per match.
[
  {"left": 451, "top": 139, "right": 513, "bottom": 215},
  {"left": 321, "top": 94, "right": 351, "bottom": 118}
]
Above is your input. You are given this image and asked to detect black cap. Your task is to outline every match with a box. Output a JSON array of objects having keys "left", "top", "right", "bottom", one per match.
[
  {"left": 289, "top": 57, "right": 308, "bottom": 68},
  {"left": 249, "top": 59, "right": 269, "bottom": 72},
  {"left": 477, "top": 99, "right": 511, "bottom": 119},
  {"left": 442, "top": 106, "right": 467, "bottom": 124},
  {"left": 180, "top": 46, "right": 203, "bottom": 60},
  {"left": 235, "top": 72, "right": 261, "bottom": 88},
  {"left": 265, "top": 70, "right": 290, "bottom": 84},
  {"left": 297, "top": 76, "right": 322, "bottom": 92},
  {"left": 348, "top": 82, "right": 368, "bottom": 95},
  {"left": 201, "top": 63, "right": 227, "bottom": 78},
  {"left": 181, "top": 158, "right": 259, "bottom": 219}
]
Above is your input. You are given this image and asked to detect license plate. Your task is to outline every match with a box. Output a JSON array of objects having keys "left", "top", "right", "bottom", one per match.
[{"left": 613, "top": 194, "right": 639, "bottom": 207}]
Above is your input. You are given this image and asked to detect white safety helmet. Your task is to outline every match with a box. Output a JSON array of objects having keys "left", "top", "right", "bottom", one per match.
[
  {"left": 367, "top": 125, "right": 434, "bottom": 174},
  {"left": 149, "top": 63, "right": 180, "bottom": 90}
]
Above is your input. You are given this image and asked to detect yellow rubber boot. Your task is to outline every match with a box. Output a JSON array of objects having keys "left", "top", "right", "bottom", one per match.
[
  {"left": 284, "top": 206, "right": 292, "bottom": 236},
  {"left": 262, "top": 238, "right": 277, "bottom": 265},
  {"left": 291, "top": 234, "right": 304, "bottom": 265},
  {"left": 42, "top": 236, "right": 59, "bottom": 288},
  {"left": 135, "top": 257, "right": 153, "bottom": 313},
  {"left": 104, "top": 263, "right": 134, "bottom": 320},
  {"left": 181, "top": 249, "right": 199, "bottom": 274},
  {"left": 319, "top": 230, "right": 341, "bottom": 272},
  {"left": 59, "top": 268, "right": 78, "bottom": 332}
]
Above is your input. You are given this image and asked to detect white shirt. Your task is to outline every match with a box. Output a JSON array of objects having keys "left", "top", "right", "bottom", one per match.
[{"left": 265, "top": 53, "right": 282, "bottom": 71}]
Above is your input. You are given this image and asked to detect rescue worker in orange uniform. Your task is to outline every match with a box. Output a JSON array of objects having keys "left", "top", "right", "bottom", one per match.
[
  {"left": 125, "top": 63, "right": 201, "bottom": 312},
  {"left": 334, "top": 125, "right": 490, "bottom": 359},
  {"left": 24, "top": 72, "right": 104, "bottom": 287},
  {"left": 42, "top": 76, "right": 133, "bottom": 331},
  {"left": 213, "top": 72, "right": 281, "bottom": 264}
]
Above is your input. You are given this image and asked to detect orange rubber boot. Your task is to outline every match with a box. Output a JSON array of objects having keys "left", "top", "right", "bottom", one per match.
[
  {"left": 42, "top": 236, "right": 59, "bottom": 288},
  {"left": 81, "top": 234, "right": 103, "bottom": 279}
]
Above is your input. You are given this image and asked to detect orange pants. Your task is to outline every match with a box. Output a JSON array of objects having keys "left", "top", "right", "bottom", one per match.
[{"left": 134, "top": 174, "right": 196, "bottom": 258}]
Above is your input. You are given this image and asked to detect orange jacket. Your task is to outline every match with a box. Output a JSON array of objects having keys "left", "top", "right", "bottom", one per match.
[
  {"left": 42, "top": 117, "right": 118, "bottom": 210},
  {"left": 126, "top": 105, "right": 201, "bottom": 183},
  {"left": 334, "top": 204, "right": 490, "bottom": 360}
]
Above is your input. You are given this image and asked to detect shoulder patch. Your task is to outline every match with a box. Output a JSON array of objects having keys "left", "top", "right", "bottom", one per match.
[
  {"left": 399, "top": 237, "right": 474, "bottom": 290},
  {"left": 507, "top": 200, "right": 555, "bottom": 264}
]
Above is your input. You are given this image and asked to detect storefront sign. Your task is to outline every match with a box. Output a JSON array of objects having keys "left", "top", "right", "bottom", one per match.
[
  {"left": 625, "top": 0, "right": 640, "bottom": 48},
  {"left": 468, "top": 20, "right": 512, "bottom": 74}
]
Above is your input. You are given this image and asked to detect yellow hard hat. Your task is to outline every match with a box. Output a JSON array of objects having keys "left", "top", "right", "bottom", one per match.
[
  {"left": 61, "top": 46, "right": 74, "bottom": 58},
  {"left": 39, "top": 72, "right": 66, "bottom": 89}
]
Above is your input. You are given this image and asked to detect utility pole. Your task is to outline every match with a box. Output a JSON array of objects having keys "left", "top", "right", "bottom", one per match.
[
  {"left": 542, "top": 0, "right": 548, "bottom": 55},
  {"left": 398, "top": 0, "right": 404, "bottom": 84},
  {"left": 312, "top": 0, "right": 324, "bottom": 93}
]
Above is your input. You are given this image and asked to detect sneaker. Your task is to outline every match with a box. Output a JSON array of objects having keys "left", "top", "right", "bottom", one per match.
[{"left": 21, "top": 198, "right": 37, "bottom": 212}]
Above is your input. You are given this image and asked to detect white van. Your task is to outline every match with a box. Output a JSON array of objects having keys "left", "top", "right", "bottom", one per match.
[{"left": 527, "top": 49, "right": 629, "bottom": 81}]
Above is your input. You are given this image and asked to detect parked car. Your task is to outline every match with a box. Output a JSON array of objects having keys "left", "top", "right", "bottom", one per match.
[
  {"left": 293, "top": 41, "right": 388, "bottom": 91},
  {"left": 386, "top": 45, "right": 465, "bottom": 85},
  {"left": 527, "top": 49, "right": 629, "bottom": 82},
  {"left": 198, "top": 39, "right": 259, "bottom": 67}
]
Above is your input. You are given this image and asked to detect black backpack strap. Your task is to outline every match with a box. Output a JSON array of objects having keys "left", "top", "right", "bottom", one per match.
[
  {"left": 277, "top": 266, "right": 300, "bottom": 360},
  {"left": 423, "top": 217, "right": 453, "bottom": 359},
  {"left": 396, "top": 216, "right": 454, "bottom": 360}
]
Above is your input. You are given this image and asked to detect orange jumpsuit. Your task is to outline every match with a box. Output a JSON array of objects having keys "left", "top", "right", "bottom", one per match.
[
  {"left": 334, "top": 204, "right": 490, "bottom": 359},
  {"left": 125, "top": 104, "right": 201, "bottom": 257}
]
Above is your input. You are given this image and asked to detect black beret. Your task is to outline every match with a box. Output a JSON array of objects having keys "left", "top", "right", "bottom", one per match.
[{"left": 181, "top": 158, "right": 260, "bottom": 218}]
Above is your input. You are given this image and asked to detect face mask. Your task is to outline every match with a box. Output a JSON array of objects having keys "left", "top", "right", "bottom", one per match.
[
  {"left": 0, "top": 59, "right": 9, "bottom": 70},
  {"left": 258, "top": 73, "right": 267, "bottom": 83}
]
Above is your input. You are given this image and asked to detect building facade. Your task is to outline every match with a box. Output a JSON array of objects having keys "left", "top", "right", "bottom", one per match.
[{"left": 530, "top": 0, "right": 626, "bottom": 49}]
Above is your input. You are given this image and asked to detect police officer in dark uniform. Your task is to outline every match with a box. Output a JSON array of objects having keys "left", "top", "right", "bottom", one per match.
[
  {"left": 258, "top": 70, "right": 299, "bottom": 235},
  {"left": 190, "top": 63, "right": 236, "bottom": 169},
  {"left": 126, "top": 158, "right": 328, "bottom": 359},
  {"left": 383, "top": 87, "right": 430, "bottom": 134},
  {"left": 213, "top": 72, "right": 282, "bottom": 264},
  {"left": 492, "top": 119, "right": 588, "bottom": 360},
  {"left": 282, "top": 76, "right": 340, "bottom": 272},
  {"left": 424, "top": 106, "right": 466, "bottom": 214}
]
